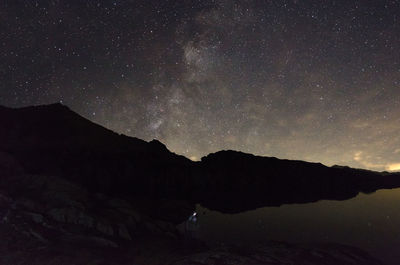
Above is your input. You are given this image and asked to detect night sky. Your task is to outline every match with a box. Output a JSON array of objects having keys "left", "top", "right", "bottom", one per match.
[{"left": 1, "top": 0, "right": 400, "bottom": 171}]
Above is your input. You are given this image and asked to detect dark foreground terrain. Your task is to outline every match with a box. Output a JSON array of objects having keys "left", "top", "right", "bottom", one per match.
[
  {"left": 1, "top": 103, "right": 398, "bottom": 264},
  {"left": 0, "top": 159, "right": 385, "bottom": 265}
]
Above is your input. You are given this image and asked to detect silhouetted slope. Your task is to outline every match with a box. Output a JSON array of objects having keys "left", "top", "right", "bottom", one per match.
[
  {"left": 0, "top": 103, "right": 193, "bottom": 201},
  {"left": 1, "top": 103, "right": 400, "bottom": 215}
]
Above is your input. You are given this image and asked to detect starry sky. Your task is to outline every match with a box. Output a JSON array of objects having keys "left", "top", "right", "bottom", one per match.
[{"left": 1, "top": 0, "right": 400, "bottom": 171}]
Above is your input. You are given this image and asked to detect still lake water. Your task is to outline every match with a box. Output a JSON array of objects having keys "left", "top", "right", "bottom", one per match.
[{"left": 182, "top": 188, "right": 400, "bottom": 265}]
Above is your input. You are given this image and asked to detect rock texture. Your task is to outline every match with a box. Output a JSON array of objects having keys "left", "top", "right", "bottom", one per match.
[
  {"left": 0, "top": 165, "right": 193, "bottom": 265},
  {"left": 0, "top": 173, "right": 181, "bottom": 240}
]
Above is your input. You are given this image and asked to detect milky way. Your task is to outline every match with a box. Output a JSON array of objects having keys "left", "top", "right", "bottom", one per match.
[{"left": 1, "top": 0, "right": 400, "bottom": 171}]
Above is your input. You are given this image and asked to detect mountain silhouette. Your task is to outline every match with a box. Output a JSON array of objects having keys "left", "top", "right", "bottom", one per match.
[
  {"left": 0, "top": 103, "right": 192, "bottom": 194},
  {"left": 1, "top": 103, "right": 400, "bottom": 215},
  {"left": 196, "top": 150, "right": 400, "bottom": 212}
]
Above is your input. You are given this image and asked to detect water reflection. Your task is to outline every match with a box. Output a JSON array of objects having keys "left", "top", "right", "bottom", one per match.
[{"left": 182, "top": 188, "right": 400, "bottom": 265}]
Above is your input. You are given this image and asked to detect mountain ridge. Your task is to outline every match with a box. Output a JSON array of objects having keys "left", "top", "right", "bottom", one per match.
[
  {"left": 1, "top": 103, "right": 400, "bottom": 215},
  {"left": 1, "top": 103, "right": 396, "bottom": 174}
]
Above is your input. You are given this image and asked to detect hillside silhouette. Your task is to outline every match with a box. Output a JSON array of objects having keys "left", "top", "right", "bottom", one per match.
[{"left": 1, "top": 103, "right": 400, "bottom": 216}]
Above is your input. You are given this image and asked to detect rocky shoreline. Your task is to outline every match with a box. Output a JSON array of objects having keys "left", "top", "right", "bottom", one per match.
[{"left": 0, "top": 167, "right": 385, "bottom": 265}]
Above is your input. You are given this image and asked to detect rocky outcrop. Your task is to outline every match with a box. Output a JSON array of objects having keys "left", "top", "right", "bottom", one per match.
[
  {"left": 0, "top": 168, "right": 197, "bottom": 264},
  {"left": 0, "top": 172, "right": 182, "bottom": 246}
]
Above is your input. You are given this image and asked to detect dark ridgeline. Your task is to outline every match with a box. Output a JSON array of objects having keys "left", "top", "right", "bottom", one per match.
[
  {"left": 197, "top": 151, "right": 400, "bottom": 212},
  {"left": 1, "top": 103, "right": 400, "bottom": 217},
  {"left": 0, "top": 104, "right": 193, "bottom": 196}
]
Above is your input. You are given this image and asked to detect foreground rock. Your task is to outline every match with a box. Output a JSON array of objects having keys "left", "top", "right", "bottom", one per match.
[
  {"left": 0, "top": 173, "right": 183, "bottom": 240},
  {"left": 0, "top": 166, "right": 195, "bottom": 264}
]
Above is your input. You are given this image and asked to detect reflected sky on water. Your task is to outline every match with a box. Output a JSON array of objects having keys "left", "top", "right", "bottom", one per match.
[{"left": 181, "top": 188, "right": 400, "bottom": 265}]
